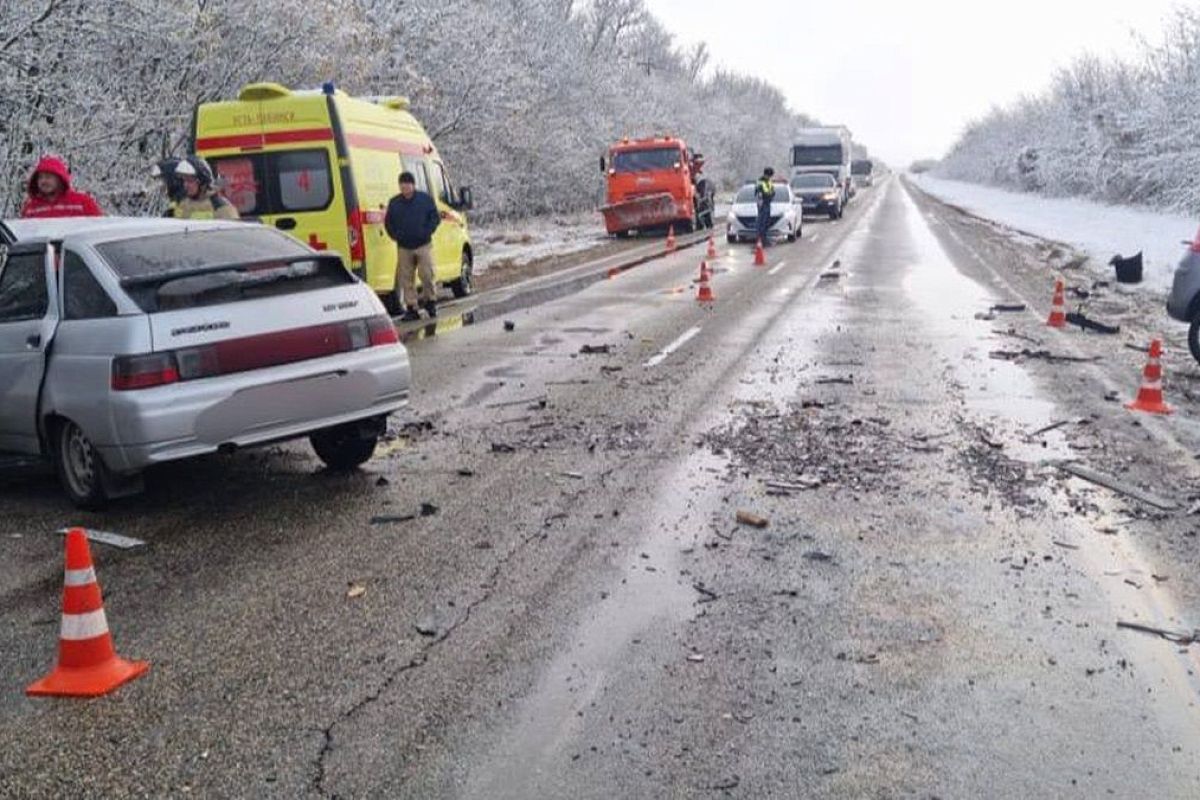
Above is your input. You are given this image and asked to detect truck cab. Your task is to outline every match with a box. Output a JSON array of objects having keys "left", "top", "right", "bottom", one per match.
[{"left": 599, "top": 136, "right": 713, "bottom": 237}]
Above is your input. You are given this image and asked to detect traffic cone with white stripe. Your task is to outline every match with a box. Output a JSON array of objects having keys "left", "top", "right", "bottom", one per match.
[
  {"left": 1126, "top": 338, "right": 1173, "bottom": 415},
  {"left": 26, "top": 528, "right": 149, "bottom": 698},
  {"left": 666, "top": 225, "right": 677, "bottom": 252},
  {"left": 754, "top": 238, "right": 766, "bottom": 266},
  {"left": 706, "top": 232, "right": 718, "bottom": 259},
  {"left": 697, "top": 266, "right": 715, "bottom": 303},
  {"left": 1047, "top": 279, "right": 1067, "bottom": 328}
]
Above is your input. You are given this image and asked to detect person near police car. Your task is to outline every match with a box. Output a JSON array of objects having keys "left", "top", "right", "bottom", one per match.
[
  {"left": 20, "top": 155, "right": 103, "bottom": 219},
  {"left": 754, "top": 166, "right": 776, "bottom": 245},
  {"left": 384, "top": 171, "right": 441, "bottom": 321},
  {"left": 159, "top": 156, "right": 239, "bottom": 220}
]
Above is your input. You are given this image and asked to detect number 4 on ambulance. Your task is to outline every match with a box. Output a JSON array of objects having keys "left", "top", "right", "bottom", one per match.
[{"left": 194, "top": 81, "right": 476, "bottom": 314}]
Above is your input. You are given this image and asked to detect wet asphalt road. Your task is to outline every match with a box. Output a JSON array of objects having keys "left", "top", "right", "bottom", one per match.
[{"left": 3, "top": 178, "right": 1200, "bottom": 798}]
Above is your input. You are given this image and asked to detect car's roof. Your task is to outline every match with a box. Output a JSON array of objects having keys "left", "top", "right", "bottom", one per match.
[{"left": 2, "top": 217, "right": 248, "bottom": 246}]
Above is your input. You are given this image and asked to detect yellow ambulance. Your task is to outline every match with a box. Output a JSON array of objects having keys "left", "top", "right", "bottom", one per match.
[{"left": 193, "top": 82, "right": 475, "bottom": 313}]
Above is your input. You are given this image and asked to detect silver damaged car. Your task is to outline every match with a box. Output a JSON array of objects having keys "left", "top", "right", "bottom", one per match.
[{"left": 0, "top": 218, "right": 410, "bottom": 508}]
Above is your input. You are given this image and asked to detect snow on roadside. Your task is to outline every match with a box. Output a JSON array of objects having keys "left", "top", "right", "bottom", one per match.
[
  {"left": 910, "top": 174, "right": 1199, "bottom": 296},
  {"left": 472, "top": 211, "right": 608, "bottom": 275}
]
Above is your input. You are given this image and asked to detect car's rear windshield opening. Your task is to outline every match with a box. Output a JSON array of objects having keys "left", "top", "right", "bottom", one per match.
[{"left": 97, "top": 228, "right": 353, "bottom": 312}]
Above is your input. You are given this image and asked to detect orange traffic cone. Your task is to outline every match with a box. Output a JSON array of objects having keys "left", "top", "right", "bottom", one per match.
[
  {"left": 666, "top": 225, "right": 676, "bottom": 252},
  {"left": 26, "top": 529, "right": 149, "bottom": 698},
  {"left": 1126, "top": 338, "right": 1173, "bottom": 415},
  {"left": 1047, "top": 279, "right": 1067, "bottom": 328},
  {"left": 698, "top": 259, "right": 711, "bottom": 282},
  {"left": 754, "top": 238, "right": 766, "bottom": 267},
  {"left": 696, "top": 270, "right": 715, "bottom": 303},
  {"left": 706, "top": 233, "right": 718, "bottom": 259}
]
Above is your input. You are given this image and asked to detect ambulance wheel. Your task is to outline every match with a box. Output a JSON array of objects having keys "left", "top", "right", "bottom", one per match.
[{"left": 450, "top": 250, "right": 473, "bottom": 298}]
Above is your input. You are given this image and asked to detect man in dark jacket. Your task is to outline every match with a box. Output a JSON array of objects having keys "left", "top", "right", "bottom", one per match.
[{"left": 384, "top": 172, "right": 441, "bottom": 321}]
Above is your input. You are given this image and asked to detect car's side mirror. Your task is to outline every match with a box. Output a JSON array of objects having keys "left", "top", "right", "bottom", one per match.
[{"left": 457, "top": 186, "right": 474, "bottom": 211}]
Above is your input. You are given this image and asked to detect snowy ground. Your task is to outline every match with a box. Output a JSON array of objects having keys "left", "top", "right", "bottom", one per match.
[
  {"left": 472, "top": 211, "right": 608, "bottom": 275},
  {"left": 911, "top": 174, "right": 1200, "bottom": 296}
]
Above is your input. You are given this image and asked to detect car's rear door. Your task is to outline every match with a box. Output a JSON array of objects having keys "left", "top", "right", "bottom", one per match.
[{"left": 0, "top": 242, "right": 58, "bottom": 454}]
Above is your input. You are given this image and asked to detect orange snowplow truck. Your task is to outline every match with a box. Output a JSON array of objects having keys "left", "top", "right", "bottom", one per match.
[{"left": 600, "top": 136, "right": 715, "bottom": 237}]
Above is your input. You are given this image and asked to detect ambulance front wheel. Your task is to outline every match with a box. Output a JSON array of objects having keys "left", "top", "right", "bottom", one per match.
[{"left": 449, "top": 250, "right": 474, "bottom": 298}]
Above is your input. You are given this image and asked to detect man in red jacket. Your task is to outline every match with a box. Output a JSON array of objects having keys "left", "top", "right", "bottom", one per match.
[{"left": 20, "top": 156, "right": 103, "bottom": 218}]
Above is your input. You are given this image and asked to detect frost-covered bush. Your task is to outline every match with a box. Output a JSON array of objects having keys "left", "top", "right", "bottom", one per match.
[
  {"left": 1, "top": 0, "right": 815, "bottom": 220},
  {"left": 937, "top": 8, "right": 1200, "bottom": 215}
]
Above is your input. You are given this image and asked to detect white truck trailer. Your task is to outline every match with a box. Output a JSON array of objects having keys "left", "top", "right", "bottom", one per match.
[{"left": 791, "top": 127, "right": 853, "bottom": 204}]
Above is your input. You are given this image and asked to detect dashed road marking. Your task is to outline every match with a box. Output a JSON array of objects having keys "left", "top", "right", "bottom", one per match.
[
  {"left": 768, "top": 260, "right": 788, "bottom": 276},
  {"left": 644, "top": 326, "right": 702, "bottom": 368}
]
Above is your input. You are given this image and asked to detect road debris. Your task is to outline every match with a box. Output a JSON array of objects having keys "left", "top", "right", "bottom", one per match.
[
  {"left": 503, "top": 320, "right": 516, "bottom": 331},
  {"left": 765, "top": 478, "right": 821, "bottom": 491},
  {"left": 1065, "top": 311, "right": 1120, "bottom": 335},
  {"left": 1028, "top": 420, "right": 1071, "bottom": 438},
  {"left": 735, "top": 510, "right": 769, "bottom": 528},
  {"left": 990, "top": 303, "right": 1027, "bottom": 313},
  {"left": 815, "top": 376, "right": 854, "bottom": 385},
  {"left": 491, "top": 442, "right": 517, "bottom": 453},
  {"left": 55, "top": 528, "right": 145, "bottom": 550},
  {"left": 370, "top": 513, "right": 416, "bottom": 525},
  {"left": 692, "top": 582, "right": 719, "bottom": 603},
  {"left": 1117, "top": 620, "right": 1198, "bottom": 646},
  {"left": 1055, "top": 463, "right": 1178, "bottom": 511},
  {"left": 989, "top": 349, "right": 1100, "bottom": 364},
  {"left": 346, "top": 583, "right": 367, "bottom": 599},
  {"left": 420, "top": 502, "right": 440, "bottom": 517},
  {"left": 579, "top": 344, "right": 612, "bottom": 354},
  {"left": 803, "top": 550, "right": 834, "bottom": 562},
  {"left": 706, "top": 775, "right": 740, "bottom": 791},
  {"left": 486, "top": 395, "right": 548, "bottom": 409},
  {"left": 1051, "top": 540, "right": 1080, "bottom": 550},
  {"left": 686, "top": 653, "right": 706, "bottom": 663}
]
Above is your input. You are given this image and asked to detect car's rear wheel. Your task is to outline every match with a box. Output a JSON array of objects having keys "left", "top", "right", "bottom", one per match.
[
  {"left": 54, "top": 419, "right": 111, "bottom": 510},
  {"left": 449, "top": 250, "right": 473, "bottom": 298},
  {"left": 1188, "top": 315, "right": 1200, "bottom": 364},
  {"left": 311, "top": 423, "right": 379, "bottom": 471}
]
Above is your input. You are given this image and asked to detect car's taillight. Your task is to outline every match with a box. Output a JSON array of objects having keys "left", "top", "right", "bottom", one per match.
[
  {"left": 348, "top": 208, "right": 366, "bottom": 262},
  {"left": 111, "top": 353, "right": 179, "bottom": 391},
  {"left": 367, "top": 315, "right": 399, "bottom": 346},
  {"left": 1191, "top": 225, "right": 1200, "bottom": 254},
  {"left": 113, "top": 317, "right": 396, "bottom": 390}
]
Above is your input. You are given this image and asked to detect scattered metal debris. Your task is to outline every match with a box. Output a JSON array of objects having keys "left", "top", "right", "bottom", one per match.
[
  {"left": 989, "top": 349, "right": 1100, "bottom": 363},
  {"left": 56, "top": 528, "right": 145, "bottom": 550},
  {"left": 1055, "top": 462, "right": 1178, "bottom": 511},
  {"left": 1117, "top": 620, "right": 1198, "bottom": 646}
]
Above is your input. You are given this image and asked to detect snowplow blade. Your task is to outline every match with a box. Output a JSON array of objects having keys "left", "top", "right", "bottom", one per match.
[{"left": 601, "top": 193, "right": 678, "bottom": 234}]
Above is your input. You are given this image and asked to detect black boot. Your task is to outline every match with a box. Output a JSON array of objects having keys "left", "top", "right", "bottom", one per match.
[
  {"left": 401, "top": 307, "right": 421, "bottom": 322},
  {"left": 423, "top": 299, "right": 438, "bottom": 318}
]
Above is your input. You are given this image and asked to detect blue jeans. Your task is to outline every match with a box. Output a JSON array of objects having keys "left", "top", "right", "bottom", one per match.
[{"left": 756, "top": 208, "right": 771, "bottom": 242}]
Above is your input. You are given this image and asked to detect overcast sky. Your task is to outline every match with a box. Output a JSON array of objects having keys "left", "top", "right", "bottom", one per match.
[{"left": 642, "top": 0, "right": 1184, "bottom": 166}]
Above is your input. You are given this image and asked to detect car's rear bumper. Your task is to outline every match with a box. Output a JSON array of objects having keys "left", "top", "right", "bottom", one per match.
[{"left": 99, "top": 344, "right": 410, "bottom": 471}]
